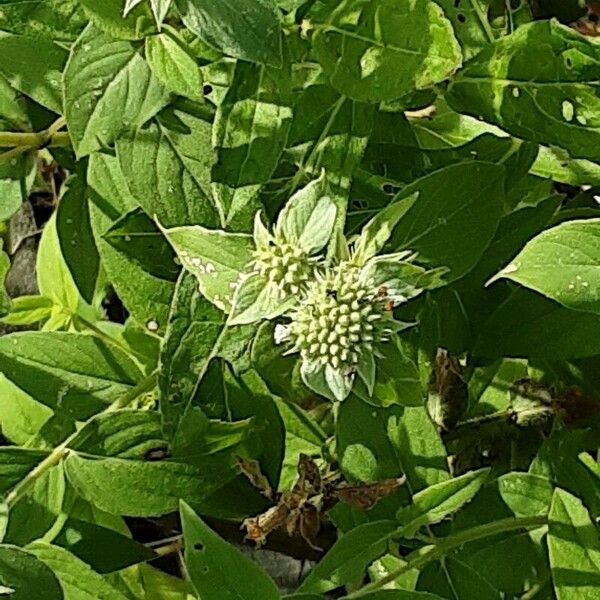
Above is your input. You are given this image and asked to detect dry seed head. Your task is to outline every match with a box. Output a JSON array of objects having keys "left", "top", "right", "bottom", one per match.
[{"left": 287, "top": 262, "right": 391, "bottom": 371}]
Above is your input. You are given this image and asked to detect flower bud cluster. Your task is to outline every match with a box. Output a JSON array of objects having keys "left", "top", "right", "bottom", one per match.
[
  {"left": 287, "top": 262, "right": 391, "bottom": 371},
  {"left": 252, "top": 242, "right": 316, "bottom": 299}
]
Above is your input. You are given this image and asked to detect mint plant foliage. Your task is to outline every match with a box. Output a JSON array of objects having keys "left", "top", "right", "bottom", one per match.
[{"left": 0, "top": 1, "right": 599, "bottom": 599}]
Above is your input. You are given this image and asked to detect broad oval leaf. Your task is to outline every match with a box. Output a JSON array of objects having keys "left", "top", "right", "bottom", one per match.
[
  {"left": 498, "top": 473, "right": 554, "bottom": 517},
  {"left": 312, "top": 0, "right": 462, "bottom": 102},
  {"left": 64, "top": 453, "right": 236, "bottom": 517},
  {"left": 146, "top": 33, "right": 203, "bottom": 100},
  {"left": 0, "top": 332, "right": 143, "bottom": 421},
  {"left": 493, "top": 219, "right": 600, "bottom": 315},
  {"left": 176, "top": 0, "right": 283, "bottom": 67},
  {"left": 447, "top": 20, "right": 600, "bottom": 161},
  {"left": 64, "top": 25, "right": 169, "bottom": 157}
]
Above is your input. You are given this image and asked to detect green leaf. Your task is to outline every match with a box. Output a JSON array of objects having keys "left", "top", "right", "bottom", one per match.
[
  {"left": 0, "top": 32, "right": 67, "bottom": 113},
  {"left": 69, "top": 410, "right": 165, "bottom": 459},
  {"left": 493, "top": 219, "right": 600, "bottom": 315},
  {"left": 37, "top": 214, "right": 82, "bottom": 327},
  {"left": 161, "top": 223, "right": 253, "bottom": 313},
  {"left": 229, "top": 272, "right": 293, "bottom": 326},
  {"left": 64, "top": 452, "right": 235, "bottom": 517},
  {"left": 56, "top": 175, "right": 100, "bottom": 305},
  {"left": 104, "top": 208, "right": 180, "bottom": 282},
  {"left": 475, "top": 288, "right": 600, "bottom": 359},
  {"left": 277, "top": 176, "right": 337, "bottom": 255},
  {"left": 312, "top": 0, "right": 462, "bottom": 102},
  {"left": 78, "top": 0, "right": 155, "bottom": 40},
  {"left": 0, "top": 545, "right": 62, "bottom": 600},
  {"left": 146, "top": 33, "right": 203, "bottom": 100},
  {"left": 389, "top": 162, "right": 506, "bottom": 282},
  {"left": 180, "top": 500, "right": 281, "bottom": 600},
  {"left": 53, "top": 517, "right": 155, "bottom": 574},
  {"left": 387, "top": 409, "right": 449, "bottom": 493},
  {"left": 351, "top": 592, "right": 444, "bottom": 600},
  {"left": 90, "top": 180, "right": 175, "bottom": 332},
  {"left": 115, "top": 109, "right": 220, "bottom": 227},
  {"left": 548, "top": 488, "right": 600, "bottom": 600},
  {"left": 354, "top": 194, "right": 418, "bottom": 263},
  {"left": 0, "top": 154, "right": 35, "bottom": 222},
  {"left": 447, "top": 20, "right": 600, "bottom": 161},
  {"left": 434, "top": 0, "right": 494, "bottom": 60},
  {"left": 337, "top": 395, "right": 405, "bottom": 482},
  {"left": 64, "top": 25, "right": 169, "bottom": 157},
  {"left": 298, "top": 521, "right": 399, "bottom": 594},
  {"left": 418, "top": 556, "right": 502, "bottom": 600},
  {"left": 0, "top": 448, "right": 50, "bottom": 495},
  {"left": 151, "top": 0, "right": 173, "bottom": 27},
  {"left": 0, "top": 332, "right": 142, "bottom": 421},
  {"left": 498, "top": 473, "right": 553, "bottom": 517},
  {"left": 158, "top": 273, "right": 259, "bottom": 449},
  {"left": 0, "top": 0, "right": 87, "bottom": 42},
  {"left": 176, "top": 0, "right": 283, "bottom": 66},
  {"left": 396, "top": 469, "right": 490, "bottom": 537},
  {"left": 0, "top": 375, "right": 53, "bottom": 445},
  {"left": 28, "top": 541, "right": 129, "bottom": 600},
  {"left": 212, "top": 59, "right": 293, "bottom": 229}
]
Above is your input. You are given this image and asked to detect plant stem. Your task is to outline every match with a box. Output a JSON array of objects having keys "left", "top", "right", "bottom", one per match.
[
  {"left": 107, "top": 371, "right": 159, "bottom": 412},
  {"left": 4, "top": 372, "right": 159, "bottom": 508},
  {"left": 0, "top": 117, "right": 71, "bottom": 162},
  {"left": 346, "top": 515, "right": 548, "bottom": 597}
]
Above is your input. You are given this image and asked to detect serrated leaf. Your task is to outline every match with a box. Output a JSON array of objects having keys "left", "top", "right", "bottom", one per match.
[
  {"left": 297, "top": 521, "right": 399, "bottom": 594},
  {"left": 180, "top": 501, "right": 281, "bottom": 600},
  {"left": 312, "top": 0, "right": 462, "bottom": 102},
  {"left": 65, "top": 25, "right": 169, "bottom": 157},
  {"left": 548, "top": 488, "right": 600, "bottom": 600},
  {"left": 493, "top": 219, "right": 600, "bottom": 315},
  {"left": 396, "top": 468, "right": 490, "bottom": 537},
  {"left": 176, "top": 0, "right": 283, "bottom": 66},
  {"left": 146, "top": 33, "right": 203, "bottom": 100}
]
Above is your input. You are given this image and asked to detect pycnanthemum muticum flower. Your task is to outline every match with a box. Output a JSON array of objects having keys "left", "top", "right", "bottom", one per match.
[
  {"left": 276, "top": 260, "right": 408, "bottom": 402},
  {"left": 251, "top": 239, "right": 319, "bottom": 299}
]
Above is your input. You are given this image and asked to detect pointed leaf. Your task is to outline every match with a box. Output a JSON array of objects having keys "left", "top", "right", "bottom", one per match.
[{"left": 180, "top": 501, "right": 281, "bottom": 600}]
